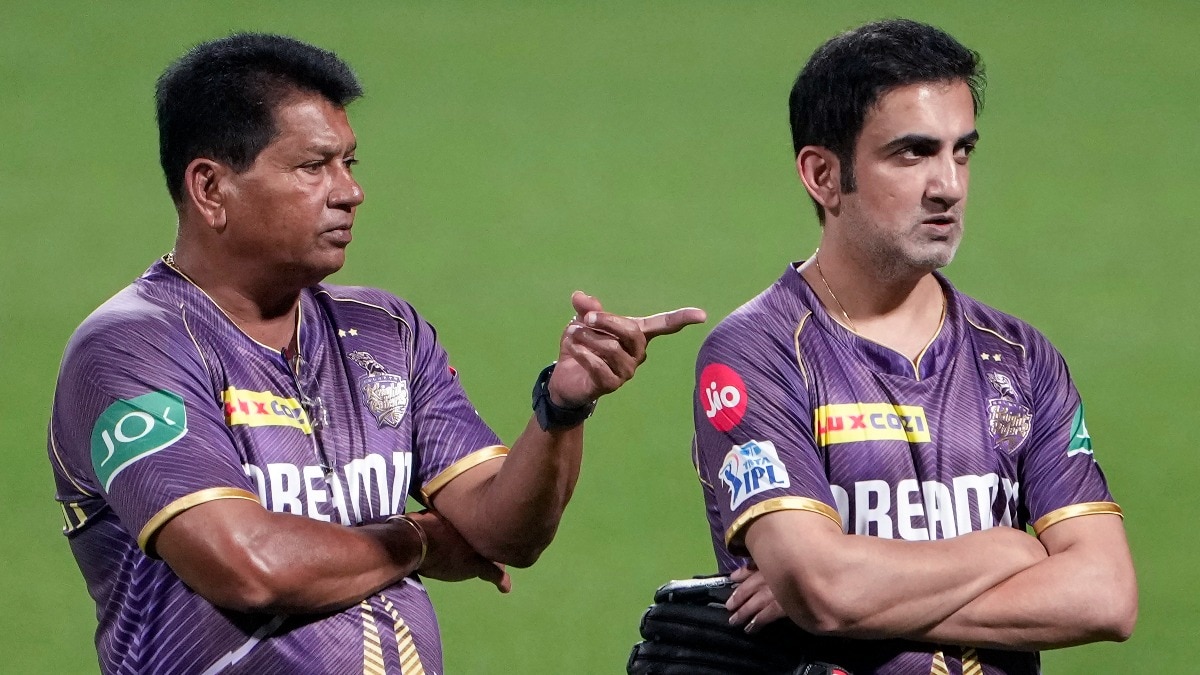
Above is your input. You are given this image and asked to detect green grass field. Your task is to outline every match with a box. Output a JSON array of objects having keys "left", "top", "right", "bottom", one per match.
[{"left": 3, "top": 2, "right": 1198, "bottom": 672}]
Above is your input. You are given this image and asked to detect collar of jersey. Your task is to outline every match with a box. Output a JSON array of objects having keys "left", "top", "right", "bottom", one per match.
[
  {"left": 783, "top": 262, "right": 966, "bottom": 381},
  {"left": 148, "top": 258, "right": 324, "bottom": 372}
]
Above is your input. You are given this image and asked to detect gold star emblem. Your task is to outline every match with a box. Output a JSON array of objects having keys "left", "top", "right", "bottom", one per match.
[
  {"left": 348, "top": 328, "right": 358, "bottom": 336},
  {"left": 338, "top": 329, "right": 347, "bottom": 338}
]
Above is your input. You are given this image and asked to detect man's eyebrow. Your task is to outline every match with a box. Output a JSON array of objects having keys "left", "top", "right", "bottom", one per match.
[
  {"left": 880, "top": 130, "right": 980, "bottom": 154},
  {"left": 956, "top": 130, "right": 980, "bottom": 147},
  {"left": 304, "top": 141, "right": 358, "bottom": 157},
  {"left": 880, "top": 134, "right": 940, "bottom": 153}
]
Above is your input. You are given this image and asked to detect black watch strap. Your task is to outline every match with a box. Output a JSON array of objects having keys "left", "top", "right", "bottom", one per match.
[{"left": 532, "top": 362, "right": 596, "bottom": 431}]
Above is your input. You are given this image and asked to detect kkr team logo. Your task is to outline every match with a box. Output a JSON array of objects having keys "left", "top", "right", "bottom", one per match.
[
  {"left": 986, "top": 372, "right": 1031, "bottom": 453},
  {"left": 348, "top": 351, "right": 409, "bottom": 428},
  {"left": 700, "top": 363, "right": 747, "bottom": 432},
  {"left": 719, "top": 440, "right": 790, "bottom": 510}
]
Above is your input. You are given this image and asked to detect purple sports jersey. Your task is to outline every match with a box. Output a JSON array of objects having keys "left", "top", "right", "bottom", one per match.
[
  {"left": 49, "top": 258, "right": 507, "bottom": 675},
  {"left": 692, "top": 263, "right": 1121, "bottom": 675}
]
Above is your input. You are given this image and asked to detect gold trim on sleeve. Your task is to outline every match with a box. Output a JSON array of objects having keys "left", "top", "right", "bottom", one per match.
[
  {"left": 725, "top": 496, "right": 842, "bottom": 550},
  {"left": 1032, "top": 501, "right": 1123, "bottom": 536},
  {"left": 138, "top": 487, "right": 261, "bottom": 556},
  {"left": 420, "top": 445, "right": 509, "bottom": 503}
]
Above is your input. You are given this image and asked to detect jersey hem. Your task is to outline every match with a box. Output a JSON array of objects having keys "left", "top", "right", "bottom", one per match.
[
  {"left": 420, "top": 445, "right": 509, "bottom": 503},
  {"left": 725, "top": 496, "right": 841, "bottom": 553},
  {"left": 138, "top": 487, "right": 261, "bottom": 557},
  {"left": 1032, "top": 501, "right": 1122, "bottom": 536}
]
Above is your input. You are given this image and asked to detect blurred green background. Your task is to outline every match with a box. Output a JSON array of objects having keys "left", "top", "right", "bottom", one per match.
[{"left": 3, "top": 1, "right": 1197, "bottom": 672}]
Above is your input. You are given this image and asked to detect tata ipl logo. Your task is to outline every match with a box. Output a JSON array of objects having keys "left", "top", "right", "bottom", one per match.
[
  {"left": 719, "top": 440, "right": 790, "bottom": 510},
  {"left": 700, "top": 363, "right": 747, "bottom": 432}
]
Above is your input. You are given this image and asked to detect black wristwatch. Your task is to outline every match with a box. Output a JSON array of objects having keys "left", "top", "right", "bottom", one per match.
[{"left": 532, "top": 362, "right": 596, "bottom": 431}]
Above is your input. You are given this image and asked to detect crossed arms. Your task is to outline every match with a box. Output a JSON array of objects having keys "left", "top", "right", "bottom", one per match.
[
  {"left": 156, "top": 293, "right": 704, "bottom": 614},
  {"left": 728, "top": 508, "right": 1136, "bottom": 651}
]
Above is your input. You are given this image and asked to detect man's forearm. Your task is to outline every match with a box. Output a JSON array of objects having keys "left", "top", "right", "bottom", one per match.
[
  {"left": 912, "top": 515, "right": 1137, "bottom": 649},
  {"left": 437, "top": 417, "right": 584, "bottom": 567},
  {"left": 747, "top": 512, "right": 1047, "bottom": 637},
  {"left": 158, "top": 500, "right": 423, "bottom": 615}
]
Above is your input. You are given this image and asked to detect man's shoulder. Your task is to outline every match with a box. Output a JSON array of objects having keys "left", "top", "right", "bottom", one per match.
[
  {"left": 955, "top": 289, "right": 1059, "bottom": 361},
  {"left": 65, "top": 278, "right": 191, "bottom": 362},
  {"left": 702, "top": 270, "right": 814, "bottom": 361},
  {"left": 312, "top": 283, "right": 422, "bottom": 325}
]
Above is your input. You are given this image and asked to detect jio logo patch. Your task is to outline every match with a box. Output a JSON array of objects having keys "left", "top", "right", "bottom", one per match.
[{"left": 700, "top": 363, "right": 747, "bottom": 432}]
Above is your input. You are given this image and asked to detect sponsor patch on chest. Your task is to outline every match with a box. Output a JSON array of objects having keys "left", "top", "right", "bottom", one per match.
[
  {"left": 814, "top": 403, "right": 931, "bottom": 446},
  {"left": 223, "top": 387, "right": 312, "bottom": 433},
  {"left": 719, "top": 440, "right": 790, "bottom": 510}
]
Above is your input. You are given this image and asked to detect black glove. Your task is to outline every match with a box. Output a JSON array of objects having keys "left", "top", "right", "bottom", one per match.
[{"left": 627, "top": 575, "right": 850, "bottom": 675}]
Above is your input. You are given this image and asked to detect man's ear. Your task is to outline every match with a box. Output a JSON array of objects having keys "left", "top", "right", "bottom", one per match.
[
  {"left": 182, "top": 158, "right": 231, "bottom": 231},
  {"left": 796, "top": 146, "right": 842, "bottom": 216}
]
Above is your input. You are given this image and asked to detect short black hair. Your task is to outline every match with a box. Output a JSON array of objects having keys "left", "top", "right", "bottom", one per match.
[
  {"left": 155, "top": 33, "right": 363, "bottom": 205},
  {"left": 789, "top": 19, "right": 984, "bottom": 221}
]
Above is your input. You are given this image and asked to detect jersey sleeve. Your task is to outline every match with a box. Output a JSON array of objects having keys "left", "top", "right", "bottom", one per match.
[
  {"left": 50, "top": 314, "right": 259, "bottom": 557},
  {"left": 693, "top": 315, "right": 840, "bottom": 556},
  {"left": 405, "top": 312, "right": 506, "bottom": 504},
  {"left": 1019, "top": 333, "right": 1120, "bottom": 535}
]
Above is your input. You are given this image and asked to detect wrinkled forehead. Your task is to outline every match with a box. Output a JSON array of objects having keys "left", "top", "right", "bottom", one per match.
[
  {"left": 265, "top": 92, "right": 357, "bottom": 152},
  {"left": 859, "top": 81, "right": 977, "bottom": 146}
]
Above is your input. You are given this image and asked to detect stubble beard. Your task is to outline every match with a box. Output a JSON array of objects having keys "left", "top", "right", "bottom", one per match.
[{"left": 857, "top": 217, "right": 963, "bottom": 284}]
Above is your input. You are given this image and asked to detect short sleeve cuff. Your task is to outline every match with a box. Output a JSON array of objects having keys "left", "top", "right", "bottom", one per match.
[
  {"left": 420, "top": 445, "right": 509, "bottom": 503},
  {"left": 138, "top": 487, "right": 261, "bottom": 557},
  {"left": 725, "top": 496, "right": 841, "bottom": 555},
  {"left": 1032, "top": 501, "right": 1123, "bottom": 536}
]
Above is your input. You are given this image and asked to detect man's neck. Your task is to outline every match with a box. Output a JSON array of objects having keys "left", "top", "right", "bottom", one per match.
[
  {"left": 167, "top": 246, "right": 303, "bottom": 352},
  {"left": 799, "top": 244, "right": 946, "bottom": 362}
]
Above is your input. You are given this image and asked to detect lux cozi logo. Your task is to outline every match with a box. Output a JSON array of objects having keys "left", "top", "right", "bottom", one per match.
[
  {"left": 223, "top": 387, "right": 312, "bottom": 434},
  {"left": 815, "top": 403, "right": 931, "bottom": 445}
]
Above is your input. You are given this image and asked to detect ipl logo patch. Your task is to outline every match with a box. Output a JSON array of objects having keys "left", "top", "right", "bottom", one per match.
[
  {"left": 719, "top": 440, "right": 790, "bottom": 510},
  {"left": 986, "top": 372, "right": 1031, "bottom": 453},
  {"left": 348, "top": 351, "right": 409, "bottom": 428}
]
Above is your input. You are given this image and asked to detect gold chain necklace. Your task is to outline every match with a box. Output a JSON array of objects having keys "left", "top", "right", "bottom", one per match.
[{"left": 812, "top": 250, "right": 859, "bottom": 333}]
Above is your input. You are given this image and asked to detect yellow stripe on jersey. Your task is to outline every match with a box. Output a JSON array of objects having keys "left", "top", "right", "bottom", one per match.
[
  {"left": 1033, "top": 501, "right": 1123, "bottom": 536},
  {"left": 962, "top": 647, "right": 983, "bottom": 675},
  {"left": 930, "top": 650, "right": 949, "bottom": 675},
  {"left": 361, "top": 600, "right": 385, "bottom": 675},
  {"left": 725, "top": 496, "right": 842, "bottom": 553},
  {"left": 60, "top": 502, "right": 90, "bottom": 534},
  {"left": 383, "top": 595, "right": 426, "bottom": 675},
  {"left": 814, "top": 403, "right": 931, "bottom": 446},
  {"left": 421, "top": 445, "right": 509, "bottom": 503}
]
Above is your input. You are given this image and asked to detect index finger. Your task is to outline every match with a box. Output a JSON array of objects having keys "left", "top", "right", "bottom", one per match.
[
  {"left": 635, "top": 307, "right": 707, "bottom": 340},
  {"left": 478, "top": 561, "right": 511, "bottom": 594}
]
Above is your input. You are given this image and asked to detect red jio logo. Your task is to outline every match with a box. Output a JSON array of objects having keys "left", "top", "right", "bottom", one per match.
[{"left": 700, "top": 363, "right": 747, "bottom": 432}]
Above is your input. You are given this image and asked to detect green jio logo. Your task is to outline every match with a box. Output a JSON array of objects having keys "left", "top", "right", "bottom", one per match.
[{"left": 90, "top": 390, "right": 189, "bottom": 491}]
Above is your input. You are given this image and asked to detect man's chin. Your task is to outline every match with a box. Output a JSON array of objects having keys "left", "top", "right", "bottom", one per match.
[{"left": 292, "top": 251, "right": 346, "bottom": 286}]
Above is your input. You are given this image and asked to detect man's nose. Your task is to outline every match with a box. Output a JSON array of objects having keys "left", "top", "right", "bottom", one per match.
[
  {"left": 926, "top": 156, "right": 965, "bottom": 208},
  {"left": 330, "top": 167, "right": 365, "bottom": 209}
]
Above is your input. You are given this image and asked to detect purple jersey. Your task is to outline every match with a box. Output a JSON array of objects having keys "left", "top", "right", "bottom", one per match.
[
  {"left": 692, "top": 263, "right": 1120, "bottom": 675},
  {"left": 49, "top": 258, "right": 507, "bottom": 675}
]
